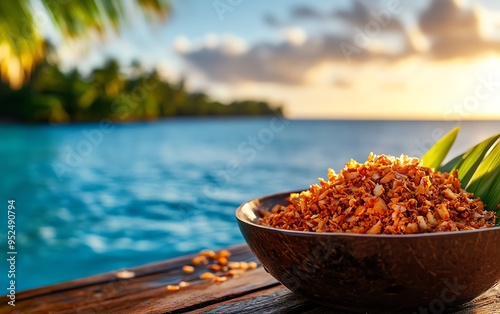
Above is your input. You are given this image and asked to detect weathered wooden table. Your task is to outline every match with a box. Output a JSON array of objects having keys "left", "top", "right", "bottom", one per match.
[{"left": 2, "top": 244, "right": 499, "bottom": 313}]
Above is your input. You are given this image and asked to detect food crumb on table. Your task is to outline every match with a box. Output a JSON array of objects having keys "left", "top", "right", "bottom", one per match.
[{"left": 166, "top": 248, "right": 259, "bottom": 292}]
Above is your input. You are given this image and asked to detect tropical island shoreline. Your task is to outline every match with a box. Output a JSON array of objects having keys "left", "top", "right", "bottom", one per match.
[{"left": 0, "top": 58, "right": 283, "bottom": 124}]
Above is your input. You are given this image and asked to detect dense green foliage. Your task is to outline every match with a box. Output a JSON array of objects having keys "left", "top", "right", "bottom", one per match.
[{"left": 0, "top": 59, "right": 282, "bottom": 123}]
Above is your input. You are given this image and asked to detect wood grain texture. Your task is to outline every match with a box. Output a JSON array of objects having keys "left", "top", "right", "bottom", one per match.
[
  {"left": 195, "top": 285, "right": 500, "bottom": 314},
  {"left": 0, "top": 244, "right": 261, "bottom": 314},
  {"left": 194, "top": 286, "right": 324, "bottom": 314},
  {"left": 0, "top": 244, "right": 498, "bottom": 314}
]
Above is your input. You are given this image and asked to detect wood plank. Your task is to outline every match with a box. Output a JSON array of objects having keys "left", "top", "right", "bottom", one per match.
[
  {"left": 0, "top": 244, "right": 260, "bottom": 313},
  {"left": 15, "top": 244, "right": 252, "bottom": 300},
  {"left": 1, "top": 243, "right": 499, "bottom": 314},
  {"left": 193, "top": 285, "right": 325, "bottom": 314},
  {"left": 193, "top": 284, "right": 500, "bottom": 314},
  {"left": 60, "top": 267, "right": 278, "bottom": 314}
]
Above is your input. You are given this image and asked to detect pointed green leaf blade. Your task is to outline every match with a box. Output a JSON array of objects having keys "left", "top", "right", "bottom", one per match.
[
  {"left": 482, "top": 168, "right": 500, "bottom": 214},
  {"left": 421, "top": 126, "right": 460, "bottom": 169},
  {"left": 443, "top": 133, "right": 500, "bottom": 188},
  {"left": 479, "top": 166, "right": 500, "bottom": 216},
  {"left": 439, "top": 153, "right": 464, "bottom": 173},
  {"left": 467, "top": 142, "right": 500, "bottom": 211}
]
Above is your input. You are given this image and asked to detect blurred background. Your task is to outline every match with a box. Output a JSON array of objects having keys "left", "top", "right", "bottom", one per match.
[{"left": 1, "top": 0, "right": 500, "bottom": 291}]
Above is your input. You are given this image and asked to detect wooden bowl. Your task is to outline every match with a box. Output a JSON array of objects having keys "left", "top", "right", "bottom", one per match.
[{"left": 236, "top": 191, "right": 500, "bottom": 313}]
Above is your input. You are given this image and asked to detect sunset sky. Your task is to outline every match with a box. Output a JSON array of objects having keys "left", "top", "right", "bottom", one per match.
[{"left": 53, "top": 0, "right": 500, "bottom": 119}]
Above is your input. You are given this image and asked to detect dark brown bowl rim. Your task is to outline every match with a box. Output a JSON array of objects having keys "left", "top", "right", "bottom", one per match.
[{"left": 236, "top": 190, "right": 500, "bottom": 239}]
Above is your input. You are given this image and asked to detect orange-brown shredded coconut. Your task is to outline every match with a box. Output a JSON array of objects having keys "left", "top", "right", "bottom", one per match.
[{"left": 259, "top": 154, "right": 497, "bottom": 234}]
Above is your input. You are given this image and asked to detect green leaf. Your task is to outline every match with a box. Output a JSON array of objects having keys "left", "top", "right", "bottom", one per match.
[
  {"left": 440, "top": 133, "right": 500, "bottom": 188},
  {"left": 467, "top": 142, "right": 500, "bottom": 211},
  {"left": 424, "top": 128, "right": 500, "bottom": 214},
  {"left": 421, "top": 126, "right": 460, "bottom": 169},
  {"left": 439, "top": 153, "right": 464, "bottom": 173}
]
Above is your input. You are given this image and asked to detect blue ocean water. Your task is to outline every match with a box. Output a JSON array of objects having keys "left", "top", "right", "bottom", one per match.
[{"left": 0, "top": 119, "right": 499, "bottom": 291}]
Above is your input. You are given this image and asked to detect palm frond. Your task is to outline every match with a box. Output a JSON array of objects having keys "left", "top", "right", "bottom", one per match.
[{"left": 0, "top": 0, "right": 170, "bottom": 88}]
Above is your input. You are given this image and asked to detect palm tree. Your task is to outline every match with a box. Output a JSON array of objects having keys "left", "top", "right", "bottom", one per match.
[{"left": 0, "top": 0, "right": 170, "bottom": 88}]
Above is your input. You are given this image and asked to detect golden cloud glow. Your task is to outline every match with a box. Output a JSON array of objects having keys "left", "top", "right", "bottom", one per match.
[
  {"left": 176, "top": 0, "right": 500, "bottom": 119},
  {"left": 281, "top": 27, "right": 307, "bottom": 46},
  {"left": 205, "top": 56, "right": 500, "bottom": 120}
]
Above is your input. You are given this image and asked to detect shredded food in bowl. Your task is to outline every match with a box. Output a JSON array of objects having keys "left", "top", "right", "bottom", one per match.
[{"left": 259, "top": 154, "right": 497, "bottom": 234}]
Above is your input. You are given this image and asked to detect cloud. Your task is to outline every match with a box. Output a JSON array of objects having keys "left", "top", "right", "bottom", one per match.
[
  {"left": 180, "top": 1, "right": 500, "bottom": 86},
  {"left": 219, "top": 35, "right": 247, "bottom": 55},
  {"left": 179, "top": 2, "right": 413, "bottom": 85},
  {"left": 180, "top": 40, "right": 316, "bottom": 85},
  {"left": 263, "top": 13, "right": 282, "bottom": 27},
  {"left": 267, "top": 2, "right": 406, "bottom": 34},
  {"left": 180, "top": 33, "right": 409, "bottom": 85},
  {"left": 333, "top": 79, "right": 352, "bottom": 88},
  {"left": 334, "top": 1, "right": 371, "bottom": 27},
  {"left": 418, "top": 0, "right": 500, "bottom": 59},
  {"left": 291, "top": 6, "right": 323, "bottom": 20},
  {"left": 332, "top": 1, "right": 414, "bottom": 54},
  {"left": 333, "top": 1, "right": 406, "bottom": 33},
  {"left": 180, "top": 2, "right": 415, "bottom": 85},
  {"left": 263, "top": 5, "right": 324, "bottom": 28},
  {"left": 281, "top": 27, "right": 307, "bottom": 46},
  {"left": 173, "top": 36, "right": 190, "bottom": 54},
  {"left": 203, "top": 33, "right": 220, "bottom": 49}
]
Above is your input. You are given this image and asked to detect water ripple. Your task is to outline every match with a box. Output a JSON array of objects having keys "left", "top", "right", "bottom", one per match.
[{"left": 2, "top": 120, "right": 500, "bottom": 291}]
